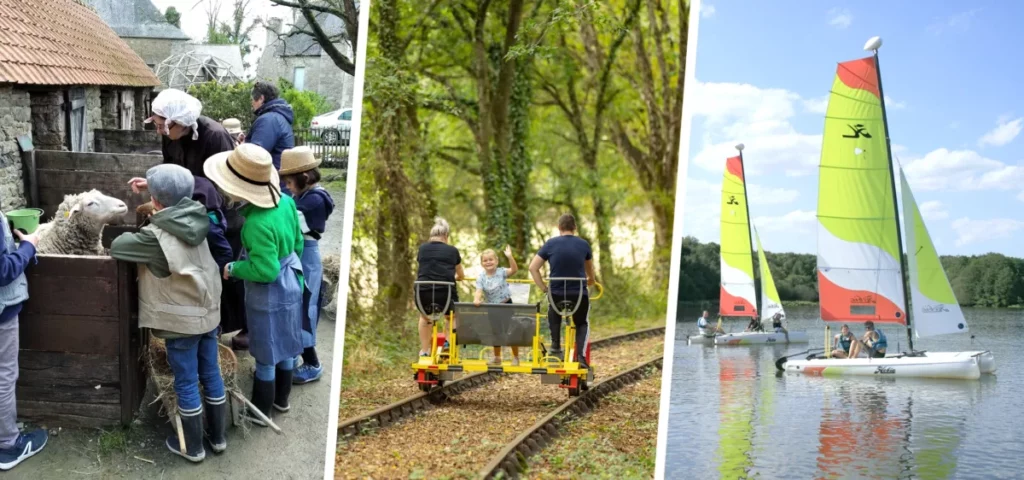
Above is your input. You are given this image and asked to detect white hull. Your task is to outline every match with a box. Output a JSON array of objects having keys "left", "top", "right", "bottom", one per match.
[
  {"left": 687, "top": 334, "right": 719, "bottom": 345},
  {"left": 782, "top": 352, "right": 983, "bottom": 380},
  {"left": 918, "top": 351, "right": 996, "bottom": 374},
  {"left": 713, "top": 331, "right": 809, "bottom": 345}
]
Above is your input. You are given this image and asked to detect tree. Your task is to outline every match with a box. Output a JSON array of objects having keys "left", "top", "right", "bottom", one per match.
[
  {"left": 269, "top": 0, "right": 360, "bottom": 76},
  {"left": 165, "top": 6, "right": 182, "bottom": 28},
  {"left": 205, "top": 0, "right": 261, "bottom": 71}
]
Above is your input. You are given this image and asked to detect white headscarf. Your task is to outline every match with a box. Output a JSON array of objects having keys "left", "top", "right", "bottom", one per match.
[{"left": 145, "top": 89, "right": 202, "bottom": 140}]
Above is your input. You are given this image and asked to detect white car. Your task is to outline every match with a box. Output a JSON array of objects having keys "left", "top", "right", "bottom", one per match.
[{"left": 310, "top": 108, "right": 352, "bottom": 145}]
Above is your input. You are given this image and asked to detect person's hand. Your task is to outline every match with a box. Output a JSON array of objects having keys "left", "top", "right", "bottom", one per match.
[
  {"left": 128, "top": 177, "right": 149, "bottom": 193},
  {"left": 504, "top": 245, "right": 513, "bottom": 258},
  {"left": 13, "top": 229, "right": 38, "bottom": 247},
  {"left": 587, "top": 276, "right": 596, "bottom": 286},
  {"left": 223, "top": 263, "right": 232, "bottom": 280},
  {"left": 474, "top": 299, "right": 481, "bottom": 307}
]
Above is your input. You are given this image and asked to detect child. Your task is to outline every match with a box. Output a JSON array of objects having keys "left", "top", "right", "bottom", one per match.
[
  {"left": 473, "top": 246, "right": 520, "bottom": 366},
  {"left": 416, "top": 218, "right": 465, "bottom": 357},
  {"left": 204, "top": 143, "right": 304, "bottom": 426},
  {"left": 110, "top": 164, "right": 226, "bottom": 462},
  {"left": 279, "top": 146, "right": 335, "bottom": 384},
  {"left": 0, "top": 207, "right": 46, "bottom": 471}
]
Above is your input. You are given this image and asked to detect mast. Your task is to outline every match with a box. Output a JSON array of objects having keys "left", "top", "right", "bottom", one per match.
[
  {"left": 736, "top": 143, "right": 759, "bottom": 318},
  {"left": 866, "top": 36, "right": 914, "bottom": 352}
]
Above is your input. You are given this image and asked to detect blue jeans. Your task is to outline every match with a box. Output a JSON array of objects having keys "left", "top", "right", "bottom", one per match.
[
  {"left": 255, "top": 357, "right": 295, "bottom": 381},
  {"left": 165, "top": 328, "right": 226, "bottom": 412}
]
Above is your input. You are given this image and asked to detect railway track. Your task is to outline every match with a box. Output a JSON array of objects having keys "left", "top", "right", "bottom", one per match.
[
  {"left": 479, "top": 355, "right": 663, "bottom": 479},
  {"left": 336, "top": 326, "right": 665, "bottom": 439}
]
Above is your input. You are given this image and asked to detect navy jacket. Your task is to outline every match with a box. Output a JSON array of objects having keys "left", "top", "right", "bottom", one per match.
[
  {"left": 295, "top": 187, "right": 335, "bottom": 237},
  {"left": 192, "top": 177, "right": 234, "bottom": 268},
  {"left": 248, "top": 98, "right": 295, "bottom": 193}
]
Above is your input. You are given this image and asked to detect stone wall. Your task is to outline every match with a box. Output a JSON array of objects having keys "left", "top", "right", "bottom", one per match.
[
  {"left": 94, "top": 129, "right": 161, "bottom": 154},
  {"left": 318, "top": 48, "right": 356, "bottom": 109},
  {"left": 100, "top": 89, "right": 119, "bottom": 129},
  {"left": 30, "top": 91, "right": 65, "bottom": 152},
  {"left": 257, "top": 46, "right": 355, "bottom": 111},
  {"left": 0, "top": 86, "right": 32, "bottom": 210}
]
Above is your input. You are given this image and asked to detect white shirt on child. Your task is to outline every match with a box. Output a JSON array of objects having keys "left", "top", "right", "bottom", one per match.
[{"left": 476, "top": 268, "right": 512, "bottom": 303}]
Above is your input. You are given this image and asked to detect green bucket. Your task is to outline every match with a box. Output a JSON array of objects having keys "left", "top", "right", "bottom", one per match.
[{"left": 5, "top": 208, "right": 44, "bottom": 234}]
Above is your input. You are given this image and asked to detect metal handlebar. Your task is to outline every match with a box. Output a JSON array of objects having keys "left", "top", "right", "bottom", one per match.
[{"left": 413, "top": 280, "right": 455, "bottom": 321}]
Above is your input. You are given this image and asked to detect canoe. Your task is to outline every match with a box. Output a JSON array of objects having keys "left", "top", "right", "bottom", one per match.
[{"left": 713, "top": 331, "right": 809, "bottom": 345}]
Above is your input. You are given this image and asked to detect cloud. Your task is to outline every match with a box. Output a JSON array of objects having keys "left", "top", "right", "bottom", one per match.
[
  {"left": 803, "top": 95, "right": 829, "bottom": 114},
  {"left": 828, "top": 8, "right": 852, "bottom": 29},
  {"left": 951, "top": 217, "right": 1024, "bottom": 247},
  {"left": 884, "top": 95, "right": 906, "bottom": 110},
  {"left": 928, "top": 9, "right": 981, "bottom": 35},
  {"left": 978, "top": 116, "right": 1023, "bottom": 147},
  {"left": 689, "top": 81, "right": 822, "bottom": 176},
  {"left": 753, "top": 210, "right": 817, "bottom": 233},
  {"left": 681, "top": 177, "right": 800, "bottom": 241},
  {"left": 918, "top": 200, "right": 948, "bottom": 221},
  {"left": 701, "top": 4, "right": 716, "bottom": 18},
  {"left": 901, "top": 148, "right": 1024, "bottom": 192}
]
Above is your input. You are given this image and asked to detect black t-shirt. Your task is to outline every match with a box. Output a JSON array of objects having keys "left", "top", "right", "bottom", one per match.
[
  {"left": 537, "top": 235, "right": 592, "bottom": 295},
  {"left": 416, "top": 241, "right": 462, "bottom": 283}
]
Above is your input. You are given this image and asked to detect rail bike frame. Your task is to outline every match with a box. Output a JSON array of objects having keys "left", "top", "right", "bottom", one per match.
[{"left": 411, "top": 278, "right": 603, "bottom": 397}]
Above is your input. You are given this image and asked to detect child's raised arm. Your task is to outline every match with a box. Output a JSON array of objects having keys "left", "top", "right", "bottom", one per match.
[{"left": 504, "top": 245, "right": 518, "bottom": 276}]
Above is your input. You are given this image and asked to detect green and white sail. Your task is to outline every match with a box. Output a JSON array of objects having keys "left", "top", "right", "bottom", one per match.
[
  {"left": 754, "top": 227, "right": 785, "bottom": 322},
  {"left": 899, "top": 167, "right": 968, "bottom": 337}
]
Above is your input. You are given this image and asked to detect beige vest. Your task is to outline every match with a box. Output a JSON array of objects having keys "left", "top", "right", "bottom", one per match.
[{"left": 138, "top": 224, "right": 222, "bottom": 335}]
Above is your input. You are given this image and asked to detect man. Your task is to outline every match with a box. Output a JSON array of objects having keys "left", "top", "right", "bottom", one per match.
[
  {"left": 831, "top": 324, "right": 854, "bottom": 358},
  {"left": 144, "top": 89, "right": 249, "bottom": 350},
  {"left": 850, "top": 321, "right": 887, "bottom": 358},
  {"left": 697, "top": 310, "right": 724, "bottom": 336},
  {"left": 744, "top": 315, "right": 762, "bottom": 332},
  {"left": 771, "top": 312, "right": 789, "bottom": 342},
  {"left": 247, "top": 81, "right": 295, "bottom": 193},
  {"left": 0, "top": 207, "right": 46, "bottom": 471},
  {"left": 529, "top": 214, "right": 596, "bottom": 369}
]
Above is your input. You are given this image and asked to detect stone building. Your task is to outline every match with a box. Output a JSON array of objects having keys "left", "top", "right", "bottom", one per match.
[
  {"left": 81, "top": 0, "right": 192, "bottom": 71},
  {"left": 0, "top": 0, "right": 161, "bottom": 210},
  {"left": 257, "top": 14, "right": 356, "bottom": 117}
]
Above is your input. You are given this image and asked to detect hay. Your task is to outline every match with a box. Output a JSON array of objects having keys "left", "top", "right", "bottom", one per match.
[{"left": 146, "top": 335, "right": 243, "bottom": 427}]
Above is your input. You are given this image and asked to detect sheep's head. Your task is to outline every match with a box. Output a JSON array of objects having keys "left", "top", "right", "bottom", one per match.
[{"left": 61, "top": 190, "right": 128, "bottom": 225}]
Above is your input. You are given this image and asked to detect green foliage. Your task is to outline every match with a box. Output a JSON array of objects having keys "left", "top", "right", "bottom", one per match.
[
  {"left": 678, "top": 236, "right": 1024, "bottom": 307},
  {"left": 188, "top": 80, "right": 256, "bottom": 128},
  {"left": 164, "top": 7, "right": 181, "bottom": 28},
  {"left": 279, "top": 78, "right": 334, "bottom": 129}
]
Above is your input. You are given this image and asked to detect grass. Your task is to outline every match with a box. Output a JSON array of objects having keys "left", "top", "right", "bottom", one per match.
[{"left": 96, "top": 425, "right": 137, "bottom": 457}]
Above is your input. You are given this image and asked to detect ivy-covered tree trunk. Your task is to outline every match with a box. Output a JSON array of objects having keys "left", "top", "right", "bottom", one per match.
[{"left": 509, "top": 56, "right": 533, "bottom": 260}]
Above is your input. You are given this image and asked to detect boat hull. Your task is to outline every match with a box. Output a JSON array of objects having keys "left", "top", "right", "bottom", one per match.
[
  {"left": 917, "top": 351, "right": 996, "bottom": 374},
  {"left": 713, "top": 331, "right": 809, "bottom": 345},
  {"left": 687, "top": 334, "right": 719, "bottom": 345},
  {"left": 783, "top": 354, "right": 981, "bottom": 380}
]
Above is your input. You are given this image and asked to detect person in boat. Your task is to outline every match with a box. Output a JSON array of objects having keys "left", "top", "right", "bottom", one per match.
[
  {"left": 744, "top": 315, "right": 763, "bottom": 332},
  {"left": 697, "top": 311, "right": 724, "bottom": 336},
  {"left": 771, "top": 313, "right": 790, "bottom": 342},
  {"left": 831, "top": 324, "right": 854, "bottom": 358},
  {"left": 849, "top": 321, "right": 887, "bottom": 358}
]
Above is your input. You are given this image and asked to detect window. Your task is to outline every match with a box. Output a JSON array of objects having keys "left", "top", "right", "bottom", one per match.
[
  {"left": 293, "top": 66, "right": 306, "bottom": 91},
  {"left": 66, "top": 88, "right": 86, "bottom": 152},
  {"left": 339, "top": 109, "right": 352, "bottom": 121}
]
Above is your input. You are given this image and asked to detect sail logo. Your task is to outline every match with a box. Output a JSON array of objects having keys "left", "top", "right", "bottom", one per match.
[
  {"left": 922, "top": 304, "right": 950, "bottom": 313},
  {"left": 766, "top": 302, "right": 781, "bottom": 309},
  {"left": 726, "top": 195, "right": 740, "bottom": 205},
  {"left": 850, "top": 294, "right": 875, "bottom": 304},
  {"left": 874, "top": 366, "right": 895, "bottom": 375},
  {"left": 842, "top": 124, "right": 872, "bottom": 139}
]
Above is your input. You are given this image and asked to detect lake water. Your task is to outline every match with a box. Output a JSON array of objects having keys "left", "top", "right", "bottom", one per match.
[{"left": 665, "top": 305, "right": 1024, "bottom": 479}]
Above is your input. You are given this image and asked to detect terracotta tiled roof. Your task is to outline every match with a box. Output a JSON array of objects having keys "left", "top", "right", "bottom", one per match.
[{"left": 0, "top": 0, "right": 160, "bottom": 87}]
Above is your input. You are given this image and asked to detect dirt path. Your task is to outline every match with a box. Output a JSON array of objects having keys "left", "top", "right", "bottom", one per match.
[{"left": 11, "top": 176, "right": 347, "bottom": 479}]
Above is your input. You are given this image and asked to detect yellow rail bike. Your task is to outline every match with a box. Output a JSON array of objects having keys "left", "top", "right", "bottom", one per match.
[{"left": 411, "top": 277, "right": 604, "bottom": 396}]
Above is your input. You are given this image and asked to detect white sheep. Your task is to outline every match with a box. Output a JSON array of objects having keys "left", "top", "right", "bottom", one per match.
[{"left": 36, "top": 189, "right": 128, "bottom": 255}]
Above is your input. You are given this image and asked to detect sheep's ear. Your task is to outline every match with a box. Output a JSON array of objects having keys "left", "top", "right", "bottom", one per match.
[{"left": 67, "top": 203, "right": 82, "bottom": 219}]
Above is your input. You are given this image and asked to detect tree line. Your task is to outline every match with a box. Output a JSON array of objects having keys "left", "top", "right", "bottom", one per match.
[{"left": 679, "top": 236, "right": 1024, "bottom": 308}]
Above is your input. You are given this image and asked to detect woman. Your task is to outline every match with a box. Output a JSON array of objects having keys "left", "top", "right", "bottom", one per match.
[
  {"left": 415, "top": 218, "right": 465, "bottom": 357},
  {"left": 205, "top": 144, "right": 305, "bottom": 425}
]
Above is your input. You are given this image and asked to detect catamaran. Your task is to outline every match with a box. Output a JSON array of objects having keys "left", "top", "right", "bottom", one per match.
[
  {"left": 777, "top": 37, "right": 995, "bottom": 379},
  {"left": 689, "top": 144, "right": 808, "bottom": 345}
]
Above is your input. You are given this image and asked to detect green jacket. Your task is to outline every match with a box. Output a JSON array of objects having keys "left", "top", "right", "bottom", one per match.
[
  {"left": 110, "top": 198, "right": 211, "bottom": 278},
  {"left": 230, "top": 195, "right": 304, "bottom": 285}
]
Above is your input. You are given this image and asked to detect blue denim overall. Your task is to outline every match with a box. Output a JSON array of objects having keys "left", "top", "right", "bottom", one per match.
[
  {"left": 299, "top": 239, "right": 322, "bottom": 348},
  {"left": 243, "top": 250, "right": 304, "bottom": 373}
]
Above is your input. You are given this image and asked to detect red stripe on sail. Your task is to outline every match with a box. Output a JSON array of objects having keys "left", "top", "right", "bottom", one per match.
[
  {"left": 818, "top": 272, "right": 906, "bottom": 324},
  {"left": 719, "top": 286, "right": 756, "bottom": 317},
  {"left": 725, "top": 156, "right": 744, "bottom": 182},
  {"left": 836, "top": 57, "right": 880, "bottom": 100}
]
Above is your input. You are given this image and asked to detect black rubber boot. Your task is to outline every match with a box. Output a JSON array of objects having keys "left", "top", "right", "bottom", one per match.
[
  {"left": 274, "top": 368, "right": 293, "bottom": 413},
  {"left": 242, "top": 375, "right": 276, "bottom": 427},
  {"left": 166, "top": 408, "right": 206, "bottom": 463},
  {"left": 204, "top": 396, "right": 229, "bottom": 453}
]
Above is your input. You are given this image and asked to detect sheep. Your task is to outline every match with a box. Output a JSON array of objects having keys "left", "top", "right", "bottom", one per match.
[
  {"left": 321, "top": 253, "right": 341, "bottom": 314},
  {"left": 36, "top": 189, "right": 128, "bottom": 255}
]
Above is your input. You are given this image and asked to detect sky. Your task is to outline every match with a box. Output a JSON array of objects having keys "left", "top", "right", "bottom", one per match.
[
  {"left": 683, "top": 1, "right": 1024, "bottom": 258},
  {"left": 149, "top": 0, "right": 294, "bottom": 77}
]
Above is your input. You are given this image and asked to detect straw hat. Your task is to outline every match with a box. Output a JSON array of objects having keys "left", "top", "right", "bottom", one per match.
[
  {"left": 203, "top": 144, "right": 282, "bottom": 208},
  {"left": 222, "top": 118, "right": 243, "bottom": 135},
  {"left": 279, "top": 146, "right": 321, "bottom": 175}
]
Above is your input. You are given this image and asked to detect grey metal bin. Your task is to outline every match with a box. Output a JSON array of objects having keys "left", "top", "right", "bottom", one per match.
[{"left": 453, "top": 302, "right": 538, "bottom": 347}]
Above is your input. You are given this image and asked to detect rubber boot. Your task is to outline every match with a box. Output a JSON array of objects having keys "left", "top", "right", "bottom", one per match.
[
  {"left": 166, "top": 408, "right": 206, "bottom": 463},
  {"left": 274, "top": 367, "right": 293, "bottom": 413},
  {"left": 242, "top": 374, "right": 275, "bottom": 427},
  {"left": 204, "top": 396, "right": 229, "bottom": 453}
]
